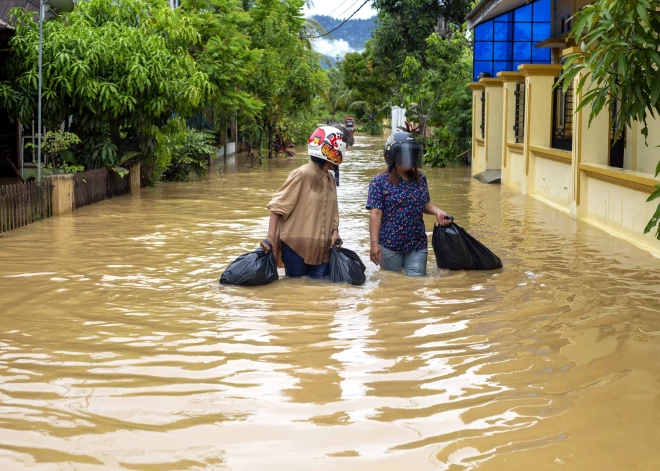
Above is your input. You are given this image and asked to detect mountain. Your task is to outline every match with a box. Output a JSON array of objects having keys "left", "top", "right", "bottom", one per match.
[{"left": 309, "top": 15, "right": 376, "bottom": 67}]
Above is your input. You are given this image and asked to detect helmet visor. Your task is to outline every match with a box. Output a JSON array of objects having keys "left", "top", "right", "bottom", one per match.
[{"left": 394, "top": 142, "right": 423, "bottom": 168}]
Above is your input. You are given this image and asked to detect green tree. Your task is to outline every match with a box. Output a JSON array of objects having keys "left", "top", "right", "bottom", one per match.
[
  {"left": 342, "top": 43, "right": 392, "bottom": 134},
  {"left": 400, "top": 31, "right": 472, "bottom": 166},
  {"left": 246, "top": 0, "right": 327, "bottom": 157},
  {"left": 560, "top": 0, "right": 660, "bottom": 238},
  {"left": 0, "top": 0, "right": 211, "bottom": 181}
]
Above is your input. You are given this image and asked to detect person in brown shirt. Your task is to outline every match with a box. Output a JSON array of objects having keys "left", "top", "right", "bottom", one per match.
[{"left": 261, "top": 125, "right": 350, "bottom": 279}]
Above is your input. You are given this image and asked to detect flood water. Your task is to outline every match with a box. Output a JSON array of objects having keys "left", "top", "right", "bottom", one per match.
[{"left": 1, "top": 135, "right": 659, "bottom": 470}]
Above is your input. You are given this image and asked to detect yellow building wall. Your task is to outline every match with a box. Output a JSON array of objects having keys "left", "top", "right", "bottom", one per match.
[
  {"left": 508, "top": 149, "right": 526, "bottom": 190},
  {"left": 635, "top": 116, "right": 660, "bottom": 175},
  {"left": 533, "top": 157, "right": 572, "bottom": 209},
  {"left": 581, "top": 174, "right": 660, "bottom": 254},
  {"left": 484, "top": 81, "right": 504, "bottom": 170},
  {"left": 474, "top": 140, "right": 487, "bottom": 175}
]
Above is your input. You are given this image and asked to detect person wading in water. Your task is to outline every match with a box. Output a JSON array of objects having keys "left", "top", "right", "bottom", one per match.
[
  {"left": 366, "top": 131, "right": 452, "bottom": 277},
  {"left": 261, "top": 125, "right": 351, "bottom": 279}
]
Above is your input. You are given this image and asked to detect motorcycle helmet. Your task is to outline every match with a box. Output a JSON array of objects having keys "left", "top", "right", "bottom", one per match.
[
  {"left": 308, "top": 126, "right": 347, "bottom": 165},
  {"left": 384, "top": 131, "right": 423, "bottom": 168}
]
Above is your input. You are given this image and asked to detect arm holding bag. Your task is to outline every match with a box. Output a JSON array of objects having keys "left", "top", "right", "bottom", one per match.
[
  {"left": 432, "top": 222, "right": 502, "bottom": 271},
  {"left": 329, "top": 246, "right": 367, "bottom": 286},
  {"left": 219, "top": 243, "right": 279, "bottom": 286}
]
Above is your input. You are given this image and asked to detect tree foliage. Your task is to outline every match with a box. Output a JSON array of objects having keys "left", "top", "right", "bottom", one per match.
[
  {"left": 400, "top": 31, "right": 472, "bottom": 166},
  {"left": 559, "top": 0, "right": 660, "bottom": 239}
]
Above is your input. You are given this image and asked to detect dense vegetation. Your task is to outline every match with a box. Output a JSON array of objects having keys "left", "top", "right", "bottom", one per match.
[{"left": 0, "top": 0, "right": 327, "bottom": 181}]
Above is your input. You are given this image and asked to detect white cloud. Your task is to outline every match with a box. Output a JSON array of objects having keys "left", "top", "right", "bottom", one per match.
[{"left": 312, "top": 38, "right": 355, "bottom": 59}]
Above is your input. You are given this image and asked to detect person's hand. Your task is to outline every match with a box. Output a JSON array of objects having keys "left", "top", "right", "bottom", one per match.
[
  {"left": 260, "top": 238, "right": 273, "bottom": 253},
  {"left": 370, "top": 243, "right": 382, "bottom": 266},
  {"left": 436, "top": 210, "right": 453, "bottom": 227},
  {"left": 330, "top": 230, "right": 342, "bottom": 248}
]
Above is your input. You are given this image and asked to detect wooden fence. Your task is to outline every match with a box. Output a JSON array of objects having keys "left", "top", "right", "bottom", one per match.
[
  {"left": 0, "top": 179, "right": 53, "bottom": 234},
  {"left": 73, "top": 168, "right": 130, "bottom": 209}
]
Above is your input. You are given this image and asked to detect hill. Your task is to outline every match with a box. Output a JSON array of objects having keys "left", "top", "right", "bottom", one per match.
[{"left": 309, "top": 15, "right": 375, "bottom": 67}]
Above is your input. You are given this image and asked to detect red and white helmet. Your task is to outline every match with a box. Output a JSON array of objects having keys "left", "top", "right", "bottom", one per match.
[{"left": 307, "top": 126, "right": 346, "bottom": 165}]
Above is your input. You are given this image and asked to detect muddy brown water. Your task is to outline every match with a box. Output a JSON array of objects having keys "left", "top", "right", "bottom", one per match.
[{"left": 1, "top": 136, "right": 659, "bottom": 470}]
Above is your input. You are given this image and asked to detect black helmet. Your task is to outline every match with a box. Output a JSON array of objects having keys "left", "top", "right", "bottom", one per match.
[{"left": 384, "top": 131, "right": 423, "bottom": 168}]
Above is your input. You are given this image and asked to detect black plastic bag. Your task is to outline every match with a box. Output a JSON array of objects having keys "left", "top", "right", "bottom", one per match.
[
  {"left": 329, "top": 245, "right": 367, "bottom": 286},
  {"left": 432, "top": 221, "right": 503, "bottom": 271},
  {"left": 219, "top": 244, "right": 279, "bottom": 286}
]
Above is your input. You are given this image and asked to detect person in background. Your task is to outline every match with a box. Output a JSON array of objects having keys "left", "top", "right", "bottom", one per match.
[
  {"left": 260, "top": 125, "right": 348, "bottom": 279},
  {"left": 366, "top": 131, "right": 452, "bottom": 277}
]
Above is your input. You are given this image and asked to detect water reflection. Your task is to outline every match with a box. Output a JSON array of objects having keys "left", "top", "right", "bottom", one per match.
[{"left": 0, "top": 136, "right": 659, "bottom": 470}]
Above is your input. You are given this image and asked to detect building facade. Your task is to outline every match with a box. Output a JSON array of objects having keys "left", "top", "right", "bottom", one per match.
[{"left": 467, "top": 0, "right": 660, "bottom": 256}]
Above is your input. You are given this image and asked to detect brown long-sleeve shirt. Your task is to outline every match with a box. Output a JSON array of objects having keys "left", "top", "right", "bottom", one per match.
[{"left": 267, "top": 162, "right": 339, "bottom": 265}]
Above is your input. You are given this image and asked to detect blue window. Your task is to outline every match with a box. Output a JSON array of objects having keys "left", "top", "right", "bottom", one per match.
[
  {"left": 514, "top": 23, "right": 532, "bottom": 41},
  {"left": 475, "top": 21, "right": 494, "bottom": 41},
  {"left": 533, "top": 23, "right": 550, "bottom": 41},
  {"left": 494, "top": 22, "right": 513, "bottom": 41},
  {"left": 472, "top": 0, "right": 552, "bottom": 80},
  {"left": 475, "top": 42, "right": 493, "bottom": 60},
  {"left": 514, "top": 3, "right": 533, "bottom": 22},
  {"left": 493, "top": 42, "right": 512, "bottom": 61},
  {"left": 532, "top": 47, "right": 551, "bottom": 62},
  {"left": 533, "top": 0, "right": 551, "bottom": 22}
]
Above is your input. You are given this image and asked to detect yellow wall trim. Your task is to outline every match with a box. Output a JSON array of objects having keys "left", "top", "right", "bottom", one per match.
[
  {"left": 518, "top": 64, "right": 564, "bottom": 77},
  {"left": 480, "top": 78, "right": 504, "bottom": 87},
  {"left": 525, "top": 83, "right": 532, "bottom": 175},
  {"left": 468, "top": 82, "right": 485, "bottom": 91},
  {"left": 530, "top": 145, "right": 572, "bottom": 163},
  {"left": 579, "top": 163, "right": 660, "bottom": 194},
  {"left": 582, "top": 217, "right": 660, "bottom": 259},
  {"left": 485, "top": 91, "right": 489, "bottom": 161},
  {"left": 562, "top": 46, "right": 582, "bottom": 57},
  {"left": 476, "top": 138, "right": 485, "bottom": 147},
  {"left": 503, "top": 88, "right": 509, "bottom": 167},
  {"left": 497, "top": 71, "right": 524, "bottom": 82},
  {"left": 507, "top": 142, "right": 524, "bottom": 153}
]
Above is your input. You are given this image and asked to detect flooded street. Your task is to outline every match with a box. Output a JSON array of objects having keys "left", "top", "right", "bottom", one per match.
[{"left": 1, "top": 135, "right": 659, "bottom": 470}]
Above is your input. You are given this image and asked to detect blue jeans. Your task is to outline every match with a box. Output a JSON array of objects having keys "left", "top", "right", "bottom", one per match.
[
  {"left": 281, "top": 243, "right": 329, "bottom": 279},
  {"left": 380, "top": 245, "right": 428, "bottom": 277}
]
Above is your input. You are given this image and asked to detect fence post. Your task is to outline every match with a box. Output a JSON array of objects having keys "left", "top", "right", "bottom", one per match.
[
  {"left": 129, "top": 163, "right": 141, "bottom": 195},
  {"left": 50, "top": 174, "right": 74, "bottom": 215}
]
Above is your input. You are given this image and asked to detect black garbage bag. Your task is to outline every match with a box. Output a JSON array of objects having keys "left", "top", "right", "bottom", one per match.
[
  {"left": 432, "top": 221, "right": 503, "bottom": 271},
  {"left": 219, "top": 242, "right": 279, "bottom": 286},
  {"left": 329, "top": 244, "right": 367, "bottom": 286}
]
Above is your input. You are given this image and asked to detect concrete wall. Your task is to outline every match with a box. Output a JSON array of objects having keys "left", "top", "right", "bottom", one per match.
[{"left": 468, "top": 58, "right": 660, "bottom": 257}]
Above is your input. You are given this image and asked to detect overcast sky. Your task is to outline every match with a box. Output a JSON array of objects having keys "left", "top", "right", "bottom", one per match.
[{"left": 303, "top": 0, "right": 376, "bottom": 19}]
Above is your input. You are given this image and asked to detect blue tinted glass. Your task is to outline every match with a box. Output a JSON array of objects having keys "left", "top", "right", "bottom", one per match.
[
  {"left": 515, "top": 3, "right": 532, "bottom": 22},
  {"left": 513, "top": 61, "right": 527, "bottom": 71},
  {"left": 514, "top": 23, "right": 532, "bottom": 41},
  {"left": 475, "top": 21, "right": 494, "bottom": 41},
  {"left": 493, "top": 61, "right": 513, "bottom": 75},
  {"left": 474, "top": 61, "right": 494, "bottom": 80},
  {"left": 475, "top": 42, "right": 493, "bottom": 60},
  {"left": 533, "top": 0, "right": 551, "bottom": 22},
  {"left": 493, "top": 42, "right": 512, "bottom": 60},
  {"left": 495, "top": 12, "right": 513, "bottom": 22},
  {"left": 533, "top": 23, "right": 550, "bottom": 41},
  {"left": 494, "top": 22, "right": 512, "bottom": 41},
  {"left": 513, "top": 42, "right": 531, "bottom": 61},
  {"left": 532, "top": 47, "right": 551, "bottom": 62}
]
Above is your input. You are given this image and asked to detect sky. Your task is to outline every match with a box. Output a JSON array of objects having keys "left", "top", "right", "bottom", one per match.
[{"left": 303, "top": 0, "right": 376, "bottom": 20}]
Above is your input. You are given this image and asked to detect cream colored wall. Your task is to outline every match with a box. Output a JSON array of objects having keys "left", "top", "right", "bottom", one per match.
[
  {"left": 485, "top": 85, "right": 503, "bottom": 170},
  {"left": 581, "top": 175, "right": 660, "bottom": 254},
  {"left": 500, "top": 80, "right": 517, "bottom": 187},
  {"left": 508, "top": 150, "right": 526, "bottom": 190},
  {"left": 474, "top": 141, "right": 487, "bottom": 175},
  {"left": 635, "top": 115, "right": 660, "bottom": 175},
  {"left": 533, "top": 157, "right": 572, "bottom": 209}
]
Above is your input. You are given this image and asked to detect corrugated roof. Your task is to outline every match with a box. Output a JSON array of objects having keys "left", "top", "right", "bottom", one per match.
[{"left": 466, "top": 0, "right": 528, "bottom": 29}]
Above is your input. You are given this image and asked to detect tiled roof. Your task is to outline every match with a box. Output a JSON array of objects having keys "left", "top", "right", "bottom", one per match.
[{"left": 0, "top": 0, "right": 38, "bottom": 26}]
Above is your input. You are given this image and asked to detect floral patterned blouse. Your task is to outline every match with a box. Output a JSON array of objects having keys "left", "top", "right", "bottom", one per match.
[{"left": 366, "top": 171, "right": 430, "bottom": 253}]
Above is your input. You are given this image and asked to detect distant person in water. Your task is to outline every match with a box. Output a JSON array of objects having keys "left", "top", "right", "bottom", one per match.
[
  {"left": 366, "top": 131, "right": 452, "bottom": 277},
  {"left": 261, "top": 125, "right": 353, "bottom": 279}
]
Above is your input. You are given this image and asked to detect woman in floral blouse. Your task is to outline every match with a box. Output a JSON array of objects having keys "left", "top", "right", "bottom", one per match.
[{"left": 366, "top": 131, "right": 452, "bottom": 277}]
